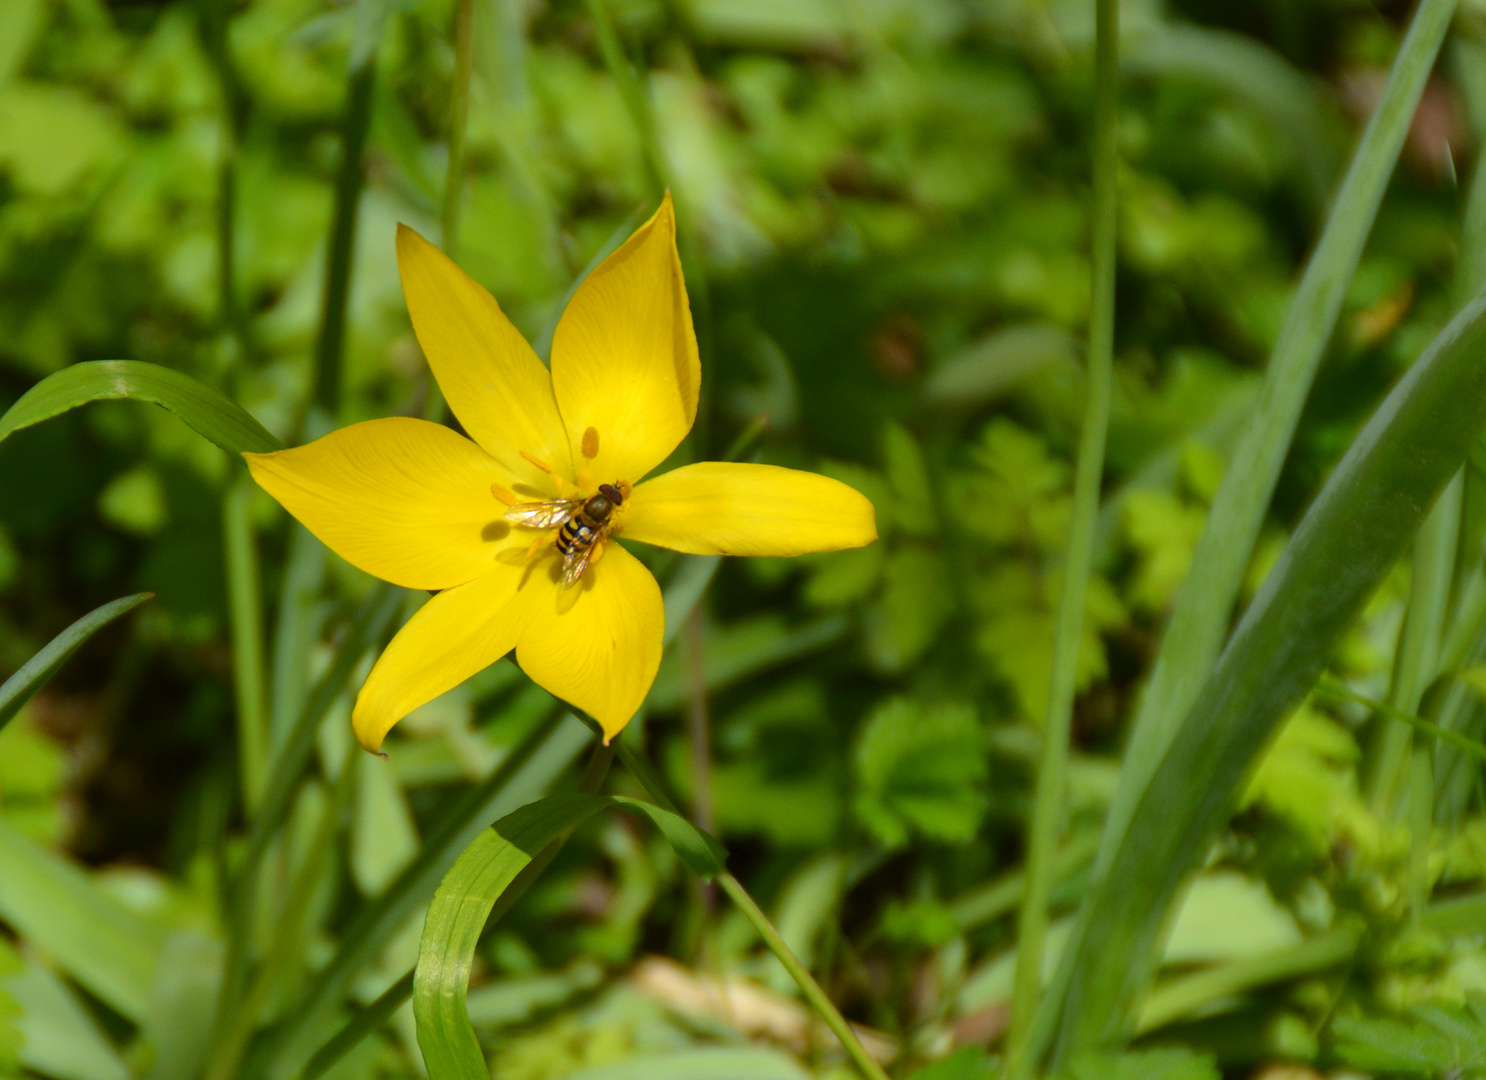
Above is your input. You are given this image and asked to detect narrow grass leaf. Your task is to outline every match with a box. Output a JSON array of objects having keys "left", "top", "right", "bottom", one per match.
[
  {"left": 414, "top": 793, "right": 725, "bottom": 1076},
  {"left": 1054, "top": 0, "right": 1458, "bottom": 1056},
  {"left": 1055, "top": 290, "right": 1486, "bottom": 1056},
  {"left": 0, "top": 361, "right": 281, "bottom": 454},
  {"left": 0, "top": 592, "right": 151, "bottom": 736},
  {"left": 1101, "top": 0, "right": 1457, "bottom": 883}
]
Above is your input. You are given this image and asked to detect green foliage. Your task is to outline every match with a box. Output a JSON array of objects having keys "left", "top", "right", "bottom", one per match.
[
  {"left": 4, "top": 0, "right": 1486, "bottom": 1077},
  {"left": 853, "top": 698, "right": 987, "bottom": 847},
  {"left": 1049, "top": 1048, "right": 1218, "bottom": 1080},
  {"left": 1332, "top": 998, "right": 1486, "bottom": 1076}
]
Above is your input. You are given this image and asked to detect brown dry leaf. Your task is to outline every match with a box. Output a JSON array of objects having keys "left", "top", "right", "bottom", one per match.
[{"left": 630, "top": 955, "right": 897, "bottom": 1064}]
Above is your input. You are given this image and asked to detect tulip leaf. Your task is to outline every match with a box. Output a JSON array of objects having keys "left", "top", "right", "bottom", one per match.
[
  {"left": 415, "top": 793, "right": 726, "bottom": 1077},
  {"left": 0, "top": 360, "right": 281, "bottom": 455},
  {"left": 0, "top": 592, "right": 152, "bottom": 737},
  {"left": 1052, "top": 291, "right": 1486, "bottom": 1054}
]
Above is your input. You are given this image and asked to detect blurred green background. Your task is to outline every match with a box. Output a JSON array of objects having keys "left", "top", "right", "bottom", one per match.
[{"left": 5, "top": 0, "right": 1486, "bottom": 1077}]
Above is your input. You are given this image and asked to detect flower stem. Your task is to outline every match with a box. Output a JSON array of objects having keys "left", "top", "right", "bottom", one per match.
[
  {"left": 1006, "top": 0, "right": 1118, "bottom": 1067},
  {"left": 442, "top": 0, "right": 474, "bottom": 264},
  {"left": 223, "top": 475, "right": 267, "bottom": 813},
  {"left": 312, "top": 1, "right": 385, "bottom": 420},
  {"left": 611, "top": 742, "right": 887, "bottom": 1080}
]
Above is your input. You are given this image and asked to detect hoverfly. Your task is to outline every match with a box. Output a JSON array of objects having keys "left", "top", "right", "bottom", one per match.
[{"left": 504, "top": 482, "right": 628, "bottom": 588}]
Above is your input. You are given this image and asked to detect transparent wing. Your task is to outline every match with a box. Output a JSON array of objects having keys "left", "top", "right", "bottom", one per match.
[
  {"left": 560, "top": 533, "right": 609, "bottom": 588},
  {"left": 505, "top": 499, "right": 579, "bottom": 529}
]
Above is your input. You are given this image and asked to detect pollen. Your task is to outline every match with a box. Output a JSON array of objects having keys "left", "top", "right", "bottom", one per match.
[
  {"left": 582, "top": 427, "right": 600, "bottom": 459},
  {"left": 490, "top": 482, "right": 518, "bottom": 506}
]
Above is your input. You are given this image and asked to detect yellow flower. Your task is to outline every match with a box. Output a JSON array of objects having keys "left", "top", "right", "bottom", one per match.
[{"left": 246, "top": 196, "right": 876, "bottom": 752}]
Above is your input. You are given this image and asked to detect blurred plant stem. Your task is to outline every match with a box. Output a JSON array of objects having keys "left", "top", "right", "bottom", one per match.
[
  {"left": 224, "top": 475, "right": 267, "bottom": 812},
  {"left": 1367, "top": 472, "right": 1459, "bottom": 814},
  {"left": 611, "top": 741, "right": 889, "bottom": 1080},
  {"left": 208, "top": 759, "right": 358, "bottom": 1080},
  {"left": 313, "top": 0, "right": 387, "bottom": 420},
  {"left": 421, "top": 0, "right": 474, "bottom": 425},
  {"left": 1006, "top": 0, "right": 1118, "bottom": 1067},
  {"left": 206, "top": 586, "right": 402, "bottom": 1080},
  {"left": 443, "top": 0, "right": 474, "bottom": 264},
  {"left": 582, "top": 0, "right": 713, "bottom": 455}
]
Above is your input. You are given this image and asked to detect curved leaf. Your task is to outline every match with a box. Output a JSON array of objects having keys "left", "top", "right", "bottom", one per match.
[
  {"left": 1053, "top": 291, "right": 1486, "bottom": 1054},
  {"left": 415, "top": 793, "right": 725, "bottom": 1077},
  {"left": 0, "top": 593, "right": 151, "bottom": 736},
  {"left": 0, "top": 361, "right": 281, "bottom": 455}
]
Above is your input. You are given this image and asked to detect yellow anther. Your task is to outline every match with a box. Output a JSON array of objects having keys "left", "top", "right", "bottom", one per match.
[
  {"left": 490, "top": 483, "right": 518, "bottom": 506},
  {"left": 521, "top": 451, "right": 559, "bottom": 477},
  {"left": 582, "top": 426, "right": 600, "bottom": 460},
  {"left": 525, "top": 533, "right": 550, "bottom": 561}
]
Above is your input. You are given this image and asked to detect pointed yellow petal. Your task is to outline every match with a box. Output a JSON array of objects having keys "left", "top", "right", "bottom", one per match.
[
  {"left": 551, "top": 194, "right": 700, "bottom": 485},
  {"left": 352, "top": 562, "right": 539, "bottom": 751},
  {"left": 623, "top": 462, "right": 878, "bottom": 556},
  {"left": 516, "top": 542, "right": 663, "bottom": 740},
  {"left": 245, "top": 418, "right": 517, "bottom": 590},
  {"left": 397, "top": 224, "right": 574, "bottom": 487}
]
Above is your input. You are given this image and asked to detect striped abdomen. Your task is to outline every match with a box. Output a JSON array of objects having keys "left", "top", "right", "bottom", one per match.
[{"left": 556, "top": 513, "right": 600, "bottom": 555}]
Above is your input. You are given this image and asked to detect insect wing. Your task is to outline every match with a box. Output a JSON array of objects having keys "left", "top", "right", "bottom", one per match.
[
  {"left": 560, "top": 541, "right": 597, "bottom": 588},
  {"left": 505, "top": 499, "right": 579, "bottom": 529},
  {"left": 560, "top": 523, "right": 611, "bottom": 588}
]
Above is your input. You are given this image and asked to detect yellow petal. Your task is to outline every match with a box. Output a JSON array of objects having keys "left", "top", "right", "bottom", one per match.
[
  {"left": 516, "top": 542, "right": 663, "bottom": 740},
  {"left": 623, "top": 461, "right": 878, "bottom": 556},
  {"left": 245, "top": 418, "right": 517, "bottom": 591},
  {"left": 397, "top": 225, "right": 574, "bottom": 489},
  {"left": 551, "top": 193, "right": 700, "bottom": 485},
  {"left": 352, "top": 562, "right": 538, "bottom": 751}
]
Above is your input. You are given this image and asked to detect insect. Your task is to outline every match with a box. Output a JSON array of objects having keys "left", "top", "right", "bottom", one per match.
[{"left": 504, "top": 483, "right": 628, "bottom": 588}]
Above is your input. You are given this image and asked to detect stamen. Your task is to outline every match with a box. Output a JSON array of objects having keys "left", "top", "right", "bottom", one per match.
[
  {"left": 582, "top": 427, "right": 600, "bottom": 460},
  {"left": 490, "top": 483, "right": 518, "bottom": 506},
  {"left": 525, "top": 534, "right": 549, "bottom": 561},
  {"left": 521, "top": 451, "right": 559, "bottom": 477}
]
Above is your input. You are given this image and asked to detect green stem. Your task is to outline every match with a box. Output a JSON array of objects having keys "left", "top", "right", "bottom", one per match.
[
  {"left": 209, "top": 761, "right": 358, "bottom": 1080},
  {"left": 715, "top": 875, "right": 888, "bottom": 1080},
  {"left": 1367, "top": 471, "right": 1461, "bottom": 812},
  {"left": 295, "top": 972, "right": 412, "bottom": 1080},
  {"left": 583, "top": 0, "right": 666, "bottom": 195},
  {"left": 313, "top": 5, "right": 384, "bottom": 419},
  {"left": 224, "top": 474, "right": 268, "bottom": 813},
  {"left": 442, "top": 0, "right": 474, "bottom": 263},
  {"left": 611, "top": 742, "right": 886, "bottom": 1080},
  {"left": 1316, "top": 675, "right": 1486, "bottom": 766},
  {"left": 950, "top": 832, "right": 1099, "bottom": 932},
  {"left": 1006, "top": 0, "right": 1118, "bottom": 1065}
]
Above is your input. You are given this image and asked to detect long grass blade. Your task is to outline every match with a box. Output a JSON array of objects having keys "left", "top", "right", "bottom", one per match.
[
  {"left": 1099, "top": 0, "right": 1457, "bottom": 890},
  {"left": 1053, "top": 286, "right": 1486, "bottom": 1057},
  {"left": 1006, "top": 0, "right": 1118, "bottom": 1061},
  {"left": 1044, "top": 0, "right": 1458, "bottom": 1059},
  {"left": 0, "top": 361, "right": 280, "bottom": 455},
  {"left": 0, "top": 593, "right": 152, "bottom": 736}
]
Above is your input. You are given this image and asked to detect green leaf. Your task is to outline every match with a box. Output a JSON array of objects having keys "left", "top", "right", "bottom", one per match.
[
  {"left": 921, "top": 324, "right": 1079, "bottom": 410},
  {"left": 1086, "top": 0, "right": 1458, "bottom": 1022},
  {"left": 853, "top": 698, "right": 987, "bottom": 847},
  {"left": 1331, "top": 998, "right": 1486, "bottom": 1076},
  {"left": 1050, "top": 1048, "right": 1218, "bottom": 1080},
  {"left": 414, "top": 793, "right": 726, "bottom": 1077},
  {"left": 0, "top": 593, "right": 151, "bottom": 738},
  {"left": 0, "top": 361, "right": 281, "bottom": 455},
  {"left": 4, "top": 958, "right": 130, "bottom": 1080},
  {"left": 1053, "top": 289, "right": 1486, "bottom": 1052},
  {"left": 560, "top": 1049, "right": 811, "bottom": 1080},
  {"left": 905, "top": 1047, "right": 995, "bottom": 1080},
  {"left": 0, "top": 817, "right": 167, "bottom": 1023}
]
